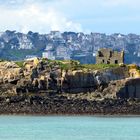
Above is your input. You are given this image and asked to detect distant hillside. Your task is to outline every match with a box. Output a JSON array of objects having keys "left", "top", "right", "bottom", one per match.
[{"left": 0, "top": 30, "right": 140, "bottom": 64}]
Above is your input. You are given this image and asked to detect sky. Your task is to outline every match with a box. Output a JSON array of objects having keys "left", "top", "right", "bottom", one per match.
[{"left": 0, "top": 0, "right": 140, "bottom": 34}]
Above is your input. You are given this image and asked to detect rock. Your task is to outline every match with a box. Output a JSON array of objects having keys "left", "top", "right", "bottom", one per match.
[
  {"left": 0, "top": 61, "right": 23, "bottom": 84},
  {"left": 1, "top": 60, "right": 140, "bottom": 115}
]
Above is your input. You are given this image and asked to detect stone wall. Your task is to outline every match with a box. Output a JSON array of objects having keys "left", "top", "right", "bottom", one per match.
[{"left": 96, "top": 48, "right": 124, "bottom": 64}]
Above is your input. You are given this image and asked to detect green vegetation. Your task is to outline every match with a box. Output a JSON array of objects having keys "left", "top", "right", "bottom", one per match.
[
  {"left": 46, "top": 59, "right": 81, "bottom": 70},
  {"left": 46, "top": 59, "right": 119, "bottom": 71},
  {"left": 137, "top": 66, "right": 140, "bottom": 71},
  {"left": 15, "top": 61, "right": 25, "bottom": 68},
  {"left": 0, "top": 48, "right": 43, "bottom": 61},
  {"left": 0, "top": 59, "right": 5, "bottom": 62},
  {"left": 0, "top": 58, "right": 120, "bottom": 71},
  {"left": 58, "top": 63, "right": 81, "bottom": 71},
  {"left": 82, "top": 64, "right": 119, "bottom": 70}
]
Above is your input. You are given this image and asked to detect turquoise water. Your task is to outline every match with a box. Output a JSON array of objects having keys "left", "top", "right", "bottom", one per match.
[{"left": 0, "top": 116, "right": 140, "bottom": 140}]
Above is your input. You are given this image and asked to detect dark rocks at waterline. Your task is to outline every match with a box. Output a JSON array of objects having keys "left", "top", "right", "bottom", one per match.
[{"left": 0, "top": 95, "right": 140, "bottom": 115}]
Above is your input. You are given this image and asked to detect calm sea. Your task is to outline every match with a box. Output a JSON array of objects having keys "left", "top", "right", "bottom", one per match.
[{"left": 0, "top": 116, "right": 140, "bottom": 140}]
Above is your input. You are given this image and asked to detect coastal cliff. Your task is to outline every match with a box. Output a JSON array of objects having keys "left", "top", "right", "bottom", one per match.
[{"left": 0, "top": 59, "right": 140, "bottom": 115}]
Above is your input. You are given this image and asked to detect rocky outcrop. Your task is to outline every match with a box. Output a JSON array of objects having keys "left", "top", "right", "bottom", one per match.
[
  {"left": 0, "top": 94, "right": 139, "bottom": 115},
  {"left": 62, "top": 66, "right": 129, "bottom": 93},
  {"left": 100, "top": 78, "right": 140, "bottom": 99},
  {"left": 0, "top": 60, "right": 130, "bottom": 96},
  {"left": 0, "top": 61, "right": 23, "bottom": 84},
  {"left": 116, "top": 78, "right": 140, "bottom": 98},
  {"left": 0, "top": 60, "right": 140, "bottom": 115}
]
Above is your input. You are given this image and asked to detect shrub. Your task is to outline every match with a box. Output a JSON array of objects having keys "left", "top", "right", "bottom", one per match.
[{"left": 15, "top": 61, "right": 25, "bottom": 68}]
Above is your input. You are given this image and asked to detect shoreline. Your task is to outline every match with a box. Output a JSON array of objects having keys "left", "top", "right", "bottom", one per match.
[
  {"left": 1, "top": 112, "right": 140, "bottom": 117},
  {"left": 0, "top": 95, "right": 139, "bottom": 116}
]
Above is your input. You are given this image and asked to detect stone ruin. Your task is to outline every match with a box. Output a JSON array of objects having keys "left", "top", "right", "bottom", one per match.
[{"left": 96, "top": 48, "right": 124, "bottom": 64}]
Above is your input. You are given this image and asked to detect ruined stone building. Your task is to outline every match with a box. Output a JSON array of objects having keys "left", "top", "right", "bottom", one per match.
[{"left": 96, "top": 48, "right": 124, "bottom": 64}]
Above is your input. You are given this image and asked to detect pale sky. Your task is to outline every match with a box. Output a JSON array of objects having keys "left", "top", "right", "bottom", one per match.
[{"left": 0, "top": 0, "right": 140, "bottom": 34}]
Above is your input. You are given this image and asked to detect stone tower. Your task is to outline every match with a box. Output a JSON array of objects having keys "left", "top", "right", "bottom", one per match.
[{"left": 96, "top": 48, "right": 124, "bottom": 64}]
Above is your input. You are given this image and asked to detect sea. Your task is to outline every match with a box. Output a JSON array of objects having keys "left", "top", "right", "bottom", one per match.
[{"left": 0, "top": 115, "right": 140, "bottom": 140}]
